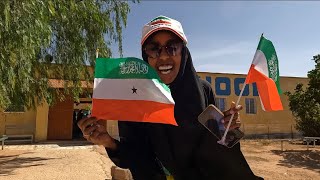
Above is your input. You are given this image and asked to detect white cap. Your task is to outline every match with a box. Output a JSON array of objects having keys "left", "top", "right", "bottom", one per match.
[{"left": 141, "top": 15, "right": 188, "bottom": 45}]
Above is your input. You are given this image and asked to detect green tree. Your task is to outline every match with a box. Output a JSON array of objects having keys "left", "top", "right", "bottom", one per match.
[
  {"left": 0, "top": 0, "right": 134, "bottom": 109},
  {"left": 285, "top": 54, "right": 320, "bottom": 136}
]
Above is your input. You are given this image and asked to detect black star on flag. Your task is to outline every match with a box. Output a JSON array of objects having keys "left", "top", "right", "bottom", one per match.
[{"left": 132, "top": 86, "right": 137, "bottom": 94}]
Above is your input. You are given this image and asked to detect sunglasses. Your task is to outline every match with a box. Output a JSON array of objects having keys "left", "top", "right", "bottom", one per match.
[{"left": 144, "top": 40, "right": 183, "bottom": 59}]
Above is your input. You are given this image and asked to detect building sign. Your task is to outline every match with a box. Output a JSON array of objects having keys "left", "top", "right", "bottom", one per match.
[{"left": 213, "top": 77, "right": 258, "bottom": 96}]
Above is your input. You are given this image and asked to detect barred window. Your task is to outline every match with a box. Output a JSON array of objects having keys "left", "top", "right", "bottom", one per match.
[
  {"left": 245, "top": 98, "right": 256, "bottom": 114},
  {"left": 216, "top": 98, "right": 226, "bottom": 112}
]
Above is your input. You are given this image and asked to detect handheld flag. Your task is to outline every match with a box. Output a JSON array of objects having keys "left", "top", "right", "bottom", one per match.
[
  {"left": 92, "top": 57, "right": 177, "bottom": 125},
  {"left": 219, "top": 34, "right": 283, "bottom": 146},
  {"left": 245, "top": 35, "right": 283, "bottom": 111}
]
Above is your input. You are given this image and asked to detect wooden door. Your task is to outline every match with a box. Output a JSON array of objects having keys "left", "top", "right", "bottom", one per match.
[{"left": 47, "top": 98, "right": 74, "bottom": 140}]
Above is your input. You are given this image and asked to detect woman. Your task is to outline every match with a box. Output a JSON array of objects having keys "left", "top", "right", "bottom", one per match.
[{"left": 78, "top": 15, "right": 262, "bottom": 180}]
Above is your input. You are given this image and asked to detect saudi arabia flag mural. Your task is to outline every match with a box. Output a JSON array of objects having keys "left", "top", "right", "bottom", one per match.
[
  {"left": 245, "top": 35, "right": 283, "bottom": 111},
  {"left": 92, "top": 57, "right": 177, "bottom": 126}
]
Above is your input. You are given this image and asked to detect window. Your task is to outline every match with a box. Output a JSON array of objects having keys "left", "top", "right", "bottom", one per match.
[
  {"left": 5, "top": 104, "right": 25, "bottom": 113},
  {"left": 215, "top": 98, "right": 226, "bottom": 112},
  {"left": 205, "top": 76, "right": 212, "bottom": 84},
  {"left": 245, "top": 98, "right": 256, "bottom": 114}
]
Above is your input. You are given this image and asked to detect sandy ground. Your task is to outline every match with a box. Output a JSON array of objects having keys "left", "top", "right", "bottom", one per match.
[
  {"left": 241, "top": 139, "right": 320, "bottom": 180},
  {"left": 0, "top": 140, "right": 319, "bottom": 180},
  {"left": 0, "top": 144, "right": 115, "bottom": 180}
]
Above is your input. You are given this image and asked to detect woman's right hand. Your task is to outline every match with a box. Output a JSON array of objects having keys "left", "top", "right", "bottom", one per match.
[
  {"left": 222, "top": 101, "right": 242, "bottom": 130},
  {"left": 77, "top": 116, "right": 117, "bottom": 150}
]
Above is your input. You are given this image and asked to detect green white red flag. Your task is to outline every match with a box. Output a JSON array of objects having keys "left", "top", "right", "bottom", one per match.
[
  {"left": 245, "top": 35, "right": 283, "bottom": 111},
  {"left": 91, "top": 57, "right": 177, "bottom": 125}
]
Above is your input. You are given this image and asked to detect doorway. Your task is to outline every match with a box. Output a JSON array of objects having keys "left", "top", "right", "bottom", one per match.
[{"left": 47, "top": 98, "right": 74, "bottom": 140}]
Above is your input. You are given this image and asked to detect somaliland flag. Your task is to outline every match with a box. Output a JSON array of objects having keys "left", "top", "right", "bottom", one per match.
[
  {"left": 245, "top": 35, "right": 283, "bottom": 111},
  {"left": 91, "top": 57, "right": 177, "bottom": 126}
]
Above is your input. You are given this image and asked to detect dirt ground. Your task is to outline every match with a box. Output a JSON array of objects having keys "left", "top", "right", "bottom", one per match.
[
  {"left": 241, "top": 139, "right": 320, "bottom": 180},
  {"left": 0, "top": 144, "right": 115, "bottom": 180},
  {"left": 0, "top": 140, "right": 319, "bottom": 180}
]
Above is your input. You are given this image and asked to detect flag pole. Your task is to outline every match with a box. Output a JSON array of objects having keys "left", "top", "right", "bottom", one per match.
[
  {"left": 218, "top": 82, "right": 247, "bottom": 145},
  {"left": 96, "top": 49, "right": 99, "bottom": 58},
  {"left": 218, "top": 32, "right": 264, "bottom": 145}
]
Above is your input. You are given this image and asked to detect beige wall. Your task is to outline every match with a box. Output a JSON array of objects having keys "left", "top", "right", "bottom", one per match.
[
  {"left": 35, "top": 102, "right": 49, "bottom": 142},
  {"left": 0, "top": 108, "right": 36, "bottom": 136},
  {"left": 0, "top": 101, "right": 50, "bottom": 142},
  {"left": 0, "top": 112, "right": 4, "bottom": 135}
]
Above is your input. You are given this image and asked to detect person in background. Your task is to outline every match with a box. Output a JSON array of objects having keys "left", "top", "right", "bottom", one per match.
[{"left": 78, "top": 15, "right": 263, "bottom": 180}]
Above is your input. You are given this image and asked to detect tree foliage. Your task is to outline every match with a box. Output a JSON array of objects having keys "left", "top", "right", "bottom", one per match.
[
  {"left": 285, "top": 54, "right": 320, "bottom": 136},
  {"left": 0, "top": 0, "right": 133, "bottom": 109}
]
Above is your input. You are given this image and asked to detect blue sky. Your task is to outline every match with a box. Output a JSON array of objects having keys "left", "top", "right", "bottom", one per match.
[{"left": 111, "top": 1, "right": 320, "bottom": 77}]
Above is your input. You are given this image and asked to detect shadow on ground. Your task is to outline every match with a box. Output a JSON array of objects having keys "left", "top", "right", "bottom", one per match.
[
  {"left": 0, "top": 152, "right": 57, "bottom": 176},
  {"left": 271, "top": 150, "right": 320, "bottom": 173},
  {"left": 38, "top": 140, "right": 92, "bottom": 147}
]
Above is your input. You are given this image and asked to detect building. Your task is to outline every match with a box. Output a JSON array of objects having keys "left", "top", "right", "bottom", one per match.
[{"left": 0, "top": 72, "right": 309, "bottom": 142}]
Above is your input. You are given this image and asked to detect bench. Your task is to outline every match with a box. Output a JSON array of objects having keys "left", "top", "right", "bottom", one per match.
[
  {"left": 303, "top": 137, "right": 320, "bottom": 150},
  {"left": 1, "top": 135, "right": 8, "bottom": 150},
  {"left": 4, "top": 124, "right": 34, "bottom": 144},
  {"left": 4, "top": 134, "right": 34, "bottom": 144}
]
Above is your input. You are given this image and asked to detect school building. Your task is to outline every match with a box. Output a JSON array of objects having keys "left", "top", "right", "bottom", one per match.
[{"left": 0, "top": 72, "right": 309, "bottom": 142}]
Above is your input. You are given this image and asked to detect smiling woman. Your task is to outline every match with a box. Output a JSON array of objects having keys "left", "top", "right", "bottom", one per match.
[
  {"left": 78, "top": 15, "right": 263, "bottom": 180},
  {"left": 143, "top": 31, "right": 183, "bottom": 84}
]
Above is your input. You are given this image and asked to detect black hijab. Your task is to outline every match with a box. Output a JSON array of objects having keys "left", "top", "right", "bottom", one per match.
[
  {"left": 141, "top": 32, "right": 261, "bottom": 180},
  {"left": 142, "top": 36, "right": 209, "bottom": 179}
]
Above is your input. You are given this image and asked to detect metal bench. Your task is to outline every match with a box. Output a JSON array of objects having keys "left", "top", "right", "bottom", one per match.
[
  {"left": 303, "top": 137, "right": 320, "bottom": 150},
  {"left": 4, "top": 124, "right": 34, "bottom": 144},
  {"left": 1, "top": 135, "right": 8, "bottom": 150},
  {"left": 4, "top": 134, "right": 34, "bottom": 144}
]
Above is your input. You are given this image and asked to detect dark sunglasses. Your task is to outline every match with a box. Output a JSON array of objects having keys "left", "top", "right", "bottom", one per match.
[{"left": 144, "top": 40, "right": 183, "bottom": 59}]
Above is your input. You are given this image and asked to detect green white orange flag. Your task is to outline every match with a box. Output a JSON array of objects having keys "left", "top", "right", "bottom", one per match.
[
  {"left": 245, "top": 35, "right": 283, "bottom": 111},
  {"left": 91, "top": 57, "right": 177, "bottom": 125}
]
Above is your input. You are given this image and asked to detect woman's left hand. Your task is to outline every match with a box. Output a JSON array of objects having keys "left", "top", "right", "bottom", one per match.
[{"left": 222, "top": 101, "right": 243, "bottom": 130}]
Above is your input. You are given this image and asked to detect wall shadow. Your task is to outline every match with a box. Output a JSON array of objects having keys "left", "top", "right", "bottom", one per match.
[
  {"left": 0, "top": 152, "right": 57, "bottom": 176},
  {"left": 271, "top": 150, "right": 320, "bottom": 173}
]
